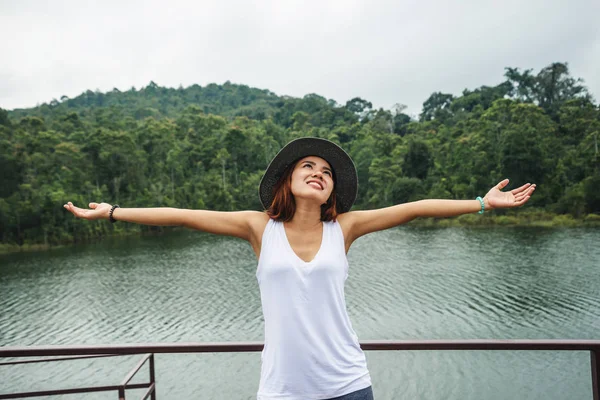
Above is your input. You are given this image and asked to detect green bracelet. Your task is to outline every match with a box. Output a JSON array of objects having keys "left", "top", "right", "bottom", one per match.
[{"left": 476, "top": 197, "right": 485, "bottom": 214}]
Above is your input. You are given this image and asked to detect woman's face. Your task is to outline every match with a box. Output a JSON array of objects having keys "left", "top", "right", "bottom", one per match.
[{"left": 290, "top": 156, "right": 334, "bottom": 206}]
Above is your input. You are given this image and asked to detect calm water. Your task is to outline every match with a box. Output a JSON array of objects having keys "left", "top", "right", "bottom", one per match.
[{"left": 1, "top": 227, "right": 599, "bottom": 399}]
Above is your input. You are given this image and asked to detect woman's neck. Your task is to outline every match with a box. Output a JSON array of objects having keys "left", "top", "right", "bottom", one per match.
[{"left": 287, "top": 202, "right": 322, "bottom": 229}]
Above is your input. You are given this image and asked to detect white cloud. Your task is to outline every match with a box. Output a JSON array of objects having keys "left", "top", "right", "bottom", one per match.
[{"left": 1, "top": 0, "right": 598, "bottom": 115}]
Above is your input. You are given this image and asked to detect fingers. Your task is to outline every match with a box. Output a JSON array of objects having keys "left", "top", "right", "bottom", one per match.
[
  {"left": 517, "top": 185, "right": 536, "bottom": 200},
  {"left": 510, "top": 183, "right": 535, "bottom": 194},
  {"left": 63, "top": 202, "right": 75, "bottom": 216},
  {"left": 496, "top": 179, "right": 510, "bottom": 190},
  {"left": 89, "top": 202, "right": 98, "bottom": 209},
  {"left": 64, "top": 202, "right": 79, "bottom": 216},
  {"left": 514, "top": 195, "right": 531, "bottom": 206},
  {"left": 513, "top": 191, "right": 529, "bottom": 203},
  {"left": 509, "top": 185, "right": 536, "bottom": 207},
  {"left": 63, "top": 202, "right": 89, "bottom": 219}
]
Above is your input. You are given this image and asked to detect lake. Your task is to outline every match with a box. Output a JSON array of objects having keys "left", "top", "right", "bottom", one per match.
[{"left": 1, "top": 226, "right": 599, "bottom": 399}]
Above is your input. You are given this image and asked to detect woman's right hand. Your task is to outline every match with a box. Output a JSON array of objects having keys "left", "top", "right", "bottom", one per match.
[{"left": 64, "top": 202, "right": 112, "bottom": 221}]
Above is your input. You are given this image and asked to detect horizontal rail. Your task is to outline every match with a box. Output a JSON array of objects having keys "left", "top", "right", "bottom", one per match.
[
  {"left": 1, "top": 340, "right": 600, "bottom": 357},
  {"left": 0, "top": 383, "right": 149, "bottom": 400},
  {"left": 0, "top": 354, "right": 120, "bottom": 366}
]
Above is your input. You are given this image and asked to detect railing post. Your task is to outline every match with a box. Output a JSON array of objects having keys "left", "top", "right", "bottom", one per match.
[
  {"left": 118, "top": 386, "right": 126, "bottom": 400},
  {"left": 592, "top": 350, "right": 599, "bottom": 400},
  {"left": 150, "top": 354, "right": 157, "bottom": 400}
]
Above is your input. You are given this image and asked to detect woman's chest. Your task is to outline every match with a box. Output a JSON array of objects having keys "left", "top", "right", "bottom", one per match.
[{"left": 284, "top": 229, "right": 323, "bottom": 263}]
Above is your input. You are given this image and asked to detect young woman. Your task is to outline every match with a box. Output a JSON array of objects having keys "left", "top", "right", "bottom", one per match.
[{"left": 64, "top": 137, "right": 536, "bottom": 400}]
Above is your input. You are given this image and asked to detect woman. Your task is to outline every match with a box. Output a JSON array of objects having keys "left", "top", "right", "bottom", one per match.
[{"left": 64, "top": 137, "right": 536, "bottom": 400}]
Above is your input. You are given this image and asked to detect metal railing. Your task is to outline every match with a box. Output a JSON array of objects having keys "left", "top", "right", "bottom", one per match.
[
  {"left": 0, "top": 353, "right": 155, "bottom": 400},
  {"left": 1, "top": 340, "right": 599, "bottom": 399}
]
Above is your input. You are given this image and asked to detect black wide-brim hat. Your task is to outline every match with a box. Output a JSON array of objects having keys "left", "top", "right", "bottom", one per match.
[{"left": 259, "top": 137, "right": 358, "bottom": 213}]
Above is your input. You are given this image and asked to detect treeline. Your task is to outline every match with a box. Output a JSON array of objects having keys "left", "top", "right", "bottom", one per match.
[{"left": 0, "top": 62, "right": 598, "bottom": 249}]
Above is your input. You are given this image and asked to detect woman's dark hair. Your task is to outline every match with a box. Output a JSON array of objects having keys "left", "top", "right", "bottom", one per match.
[{"left": 266, "top": 160, "right": 338, "bottom": 222}]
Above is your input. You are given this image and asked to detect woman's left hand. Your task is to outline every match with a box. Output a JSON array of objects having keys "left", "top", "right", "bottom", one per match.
[{"left": 484, "top": 179, "right": 536, "bottom": 210}]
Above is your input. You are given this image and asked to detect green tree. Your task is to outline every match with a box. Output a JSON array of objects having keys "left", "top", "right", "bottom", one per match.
[
  {"left": 403, "top": 139, "right": 433, "bottom": 180},
  {"left": 420, "top": 92, "right": 454, "bottom": 122}
]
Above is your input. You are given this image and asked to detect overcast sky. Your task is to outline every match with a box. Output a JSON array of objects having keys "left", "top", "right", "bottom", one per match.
[{"left": 1, "top": 0, "right": 599, "bottom": 116}]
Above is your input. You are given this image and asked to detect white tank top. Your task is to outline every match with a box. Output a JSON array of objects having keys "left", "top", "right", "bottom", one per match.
[{"left": 256, "top": 219, "right": 371, "bottom": 400}]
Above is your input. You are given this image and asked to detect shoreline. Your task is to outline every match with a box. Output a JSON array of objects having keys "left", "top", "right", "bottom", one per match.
[
  {"left": 0, "top": 229, "right": 170, "bottom": 256},
  {"left": 1, "top": 213, "right": 599, "bottom": 256},
  {"left": 409, "top": 212, "right": 600, "bottom": 228}
]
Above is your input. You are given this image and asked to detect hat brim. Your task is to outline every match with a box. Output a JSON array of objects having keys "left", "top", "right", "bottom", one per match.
[{"left": 259, "top": 138, "right": 357, "bottom": 213}]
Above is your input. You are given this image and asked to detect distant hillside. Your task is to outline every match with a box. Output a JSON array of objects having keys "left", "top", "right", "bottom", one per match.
[{"left": 7, "top": 81, "right": 364, "bottom": 129}]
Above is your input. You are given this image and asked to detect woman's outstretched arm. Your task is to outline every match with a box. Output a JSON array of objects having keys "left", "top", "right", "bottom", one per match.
[
  {"left": 63, "top": 202, "right": 266, "bottom": 241},
  {"left": 340, "top": 179, "right": 536, "bottom": 248}
]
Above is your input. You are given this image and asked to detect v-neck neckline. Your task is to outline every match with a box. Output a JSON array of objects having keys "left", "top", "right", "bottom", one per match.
[{"left": 282, "top": 221, "right": 325, "bottom": 265}]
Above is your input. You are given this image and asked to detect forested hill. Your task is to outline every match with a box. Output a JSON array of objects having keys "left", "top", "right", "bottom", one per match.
[
  {"left": 9, "top": 81, "right": 286, "bottom": 123},
  {"left": 1, "top": 62, "right": 599, "bottom": 250}
]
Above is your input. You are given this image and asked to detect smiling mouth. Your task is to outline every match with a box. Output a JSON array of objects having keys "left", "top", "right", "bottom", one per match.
[{"left": 307, "top": 181, "right": 323, "bottom": 190}]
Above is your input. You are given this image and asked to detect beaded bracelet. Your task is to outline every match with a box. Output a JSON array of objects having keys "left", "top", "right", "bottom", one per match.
[
  {"left": 476, "top": 197, "right": 485, "bottom": 214},
  {"left": 109, "top": 204, "right": 120, "bottom": 223}
]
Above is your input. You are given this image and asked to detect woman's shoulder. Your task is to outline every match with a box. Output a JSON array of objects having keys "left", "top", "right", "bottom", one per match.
[
  {"left": 247, "top": 211, "right": 272, "bottom": 237},
  {"left": 335, "top": 212, "right": 352, "bottom": 228},
  {"left": 246, "top": 210, "right": 271, "bottom": 227}
]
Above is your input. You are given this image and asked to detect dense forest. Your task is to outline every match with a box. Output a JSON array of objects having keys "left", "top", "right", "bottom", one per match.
[{"left": 1, "top": 62, "right": 599, "bottom": 252}]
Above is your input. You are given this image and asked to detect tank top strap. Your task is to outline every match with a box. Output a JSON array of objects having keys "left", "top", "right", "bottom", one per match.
[
  {"left": 257, "top": 219, "right": 279, "bottom": 262},
  {"left": 323, "top": 220, "right": 346, "bottom": 257}
]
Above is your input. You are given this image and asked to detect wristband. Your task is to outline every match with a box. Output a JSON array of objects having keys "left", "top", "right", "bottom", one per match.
[
  {"left": 476, "top": 197, "right": 484, "bottom": 214},
  {"left": 109, "top": 204, "right": 120, "bottom": 223}
]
